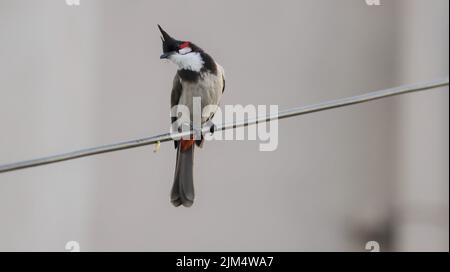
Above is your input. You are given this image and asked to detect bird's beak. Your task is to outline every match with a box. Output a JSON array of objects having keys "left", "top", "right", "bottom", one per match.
[
  {"left": 158, "top": 25, "right": 177, "bottom": 60},
  {"left": 160, "top": 52, "right": 172, "bottom": 59}
]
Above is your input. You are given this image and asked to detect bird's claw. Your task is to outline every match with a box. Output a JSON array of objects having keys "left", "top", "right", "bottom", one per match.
[{"left": 209, "top": 123, "right": 217, "bottom": 135}]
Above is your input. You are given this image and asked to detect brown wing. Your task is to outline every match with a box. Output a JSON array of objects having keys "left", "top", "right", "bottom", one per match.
[
  {"left": 171, "top": 74, "right": 183, "bottom": 149},
  {"left": 202, "top": 72, "right": 225, "bottom": 126},
  {"left": 222, "top": 74, "right": 226, "bottom": 93},
  {"left": 171, "top": 74, "right": 183, "bottom": 123}
]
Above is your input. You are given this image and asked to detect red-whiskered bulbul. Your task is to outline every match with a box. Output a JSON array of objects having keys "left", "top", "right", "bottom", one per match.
[{"left": 158, "top": 25, "right": 225, "bottom": 207}]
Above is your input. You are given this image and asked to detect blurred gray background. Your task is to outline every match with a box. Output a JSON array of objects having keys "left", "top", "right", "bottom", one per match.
[{"left": 0, "top": 0, "right": 448, "bottom": 251}]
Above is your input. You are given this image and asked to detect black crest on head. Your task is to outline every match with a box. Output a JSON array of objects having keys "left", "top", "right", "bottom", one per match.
[
  {"left": 158, "top": 25, "right": 181, "bottom": 53},
  {"left": 158, "top": 24, "right": 217, "bottom": 81}
]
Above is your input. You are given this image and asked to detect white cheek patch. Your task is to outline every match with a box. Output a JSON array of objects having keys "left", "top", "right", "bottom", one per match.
[
  {"left": 170, "top": 52, "right": 204, "bottom": 72},
  {"left": 179, "top": 47, "right": 192, "bottom": 55}
]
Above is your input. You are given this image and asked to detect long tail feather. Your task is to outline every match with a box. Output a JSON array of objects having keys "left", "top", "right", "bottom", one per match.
[{"left": 171, "top": 140, "right": 195, "bottom": 207}]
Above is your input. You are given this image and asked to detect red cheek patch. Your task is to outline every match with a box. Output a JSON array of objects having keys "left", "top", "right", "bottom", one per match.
[{"left": 179, "top": 42, "right": 190, "bottom": 49}]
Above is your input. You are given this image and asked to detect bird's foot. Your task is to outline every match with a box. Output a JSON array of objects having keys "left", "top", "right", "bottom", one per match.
[{"left": 208, "top": 122, "right": 217, "bottom": 135}]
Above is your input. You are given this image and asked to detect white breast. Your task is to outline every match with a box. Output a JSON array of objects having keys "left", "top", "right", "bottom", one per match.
[
  {"left": 169, "top": 52, "right": 204, "bottom": 72},
  {"left": 179, "top": 66, "right": 224, "bottom": 124}
]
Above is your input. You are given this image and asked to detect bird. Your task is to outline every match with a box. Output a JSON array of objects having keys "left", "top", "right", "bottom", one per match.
[{"left": 158, "top": 25, "right": 225, "bottom": 207}]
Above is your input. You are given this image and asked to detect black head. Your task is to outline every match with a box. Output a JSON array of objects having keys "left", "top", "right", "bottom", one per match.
[{"left": 158, "top": 25, "right": 202, "bottom": 59}]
